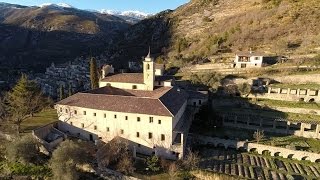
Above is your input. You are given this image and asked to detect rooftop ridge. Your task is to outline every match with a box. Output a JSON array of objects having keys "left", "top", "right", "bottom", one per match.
[{"left": 78, "top": 86, "right": 173, "bottom": 99}]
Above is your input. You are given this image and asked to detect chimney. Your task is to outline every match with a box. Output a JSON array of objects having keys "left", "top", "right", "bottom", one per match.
[{"left": 101, "top": 65, "right": 114, "bottom": 79}]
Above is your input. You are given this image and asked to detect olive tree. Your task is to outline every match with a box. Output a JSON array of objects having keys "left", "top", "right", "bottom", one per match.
[
  {"left": 5, "top": 135, "right": 40, "bottom": 165},
  {"left": 50, "top": 140, "right": 89, "bottom": 180}
]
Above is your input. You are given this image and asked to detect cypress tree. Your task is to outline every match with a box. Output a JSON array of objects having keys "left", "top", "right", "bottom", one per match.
[
  {"left": 90, "top": 57, "right": 99, "bottom": 89},
  {"left": 59, "top": 85, "right": 65, "bottom": 101},
  {"left": 68, "top": 83, "right": 73, "bottom": 97}
]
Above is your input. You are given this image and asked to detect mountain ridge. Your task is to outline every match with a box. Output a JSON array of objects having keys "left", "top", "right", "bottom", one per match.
[
  {"left": 0, "top": 2, "right": 130, "bottom": 71},
  {"left": 107, "top": 0, "right": 320, "bottom": 67}
]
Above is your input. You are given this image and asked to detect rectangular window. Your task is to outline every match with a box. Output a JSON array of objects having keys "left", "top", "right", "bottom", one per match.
[
  {"left": 158, "top": 120, "right": 161, "bottom": 124},
  {"left": 83, "top": 111, "right": 86, "bottom": 115},
  {"left": 65, "top": 109, "right": 68, "bottom": 113},
  {"left": 94, "top": 125, "right": 97, "bottom": 130},
  {"left": 93, "top": 113, "right": 96, "bottom": 117},
  {"left": 60, "top": 108, "right": 62, "bottom": 112},
  {"left": 120, "top": 129, "right": 124, "bottom": 134},
  {"left": 199, "top": 100, "right": 202, "bottom": 105},
  {"left": 148, "top": 132, "right": 153, "bottom": 139},
  {"left": 114, "top": 114, "right": 117, "bottom": 119},
  {"left": 149, "top": 117, "right": 153, "bottom": 123},
  {"left": 106, "top": 127, "right": 110, "bottom": 132},
  {"left": 125, "top": 116, "right": 128, "bottom": 120},
  {"left": 104, "top": 113, "right": 106, "bottom": 118},
  {"left": 136, "top": 132, "right": 140, "bottom": 137},
  {"left": 81, "top": 123, "right": 84, "bottom": 128},
  {"left": 137, "top": 117, "right": 140, "bottom": 122},
  {"left": 74, "top": 110, "right": 77, "bottom": 115},
  {"left": 161, "top": 134, "right": 165, "bottom": 141}
]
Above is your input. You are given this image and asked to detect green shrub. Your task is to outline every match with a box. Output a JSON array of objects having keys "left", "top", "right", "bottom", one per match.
[
  {"left": 7, "top": 162, "right": 51, "bottom": 177},
  {"left": 179, "top": 170, "right": 195, "bottom": 179},
  {"left": 146, "top": 155, "right": 160, "bottom": 172}
]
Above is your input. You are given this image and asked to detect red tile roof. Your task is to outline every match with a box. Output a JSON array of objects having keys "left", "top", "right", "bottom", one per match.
[
  {"left": 100, "top": 73, "right": 144, "bottom": 84},
  {"left": 56, "top": 86, "right": 188, "bottom": 117},
  {"left": 236, "top": 52, "right": 265, "bottom": 57}
]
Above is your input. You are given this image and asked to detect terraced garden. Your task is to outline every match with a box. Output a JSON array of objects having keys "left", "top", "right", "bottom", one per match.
[
  {"left": 253, "top": 99, "right": 320, "bottom": 110},
  {"left": 198, "top": 147, "right": 320, "bottom": 180}
]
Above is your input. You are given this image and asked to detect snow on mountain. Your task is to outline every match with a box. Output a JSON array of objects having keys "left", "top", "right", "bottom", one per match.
[
  {"left": 100, "top": 9, "right": 152, "bottom": 20},
  {"left": 39, "top": 3, "right": 73, "bottom": 8}
]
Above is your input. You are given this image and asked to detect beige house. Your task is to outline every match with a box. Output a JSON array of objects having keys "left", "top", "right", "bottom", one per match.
[
  {"left": 54, "top": 51, "right": 200, "bottom": 159},
  {"left": 233, "top": 51, "right": 264, "bottom": 68}
]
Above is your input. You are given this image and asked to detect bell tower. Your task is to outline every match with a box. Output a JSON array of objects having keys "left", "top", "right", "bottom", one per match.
[{"left": 143, "top": 47, "right": 155, "bottom": 91}]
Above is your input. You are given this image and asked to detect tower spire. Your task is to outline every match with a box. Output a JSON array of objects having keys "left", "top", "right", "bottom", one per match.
[{"left": 147, "top": 46, "right": 151, "bottom": 58}]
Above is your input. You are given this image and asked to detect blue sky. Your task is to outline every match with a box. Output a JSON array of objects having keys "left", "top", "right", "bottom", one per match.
[{"left": 1, "top": 0, "right": 189, "bottom": 14}]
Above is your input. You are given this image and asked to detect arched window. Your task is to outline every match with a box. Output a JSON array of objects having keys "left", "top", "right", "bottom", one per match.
[
  {"left": 132, "top": 85, "right": 137, "bottom": 89},
  {"left": 147, "top": 64, "right": 150, "bottom": 70}
]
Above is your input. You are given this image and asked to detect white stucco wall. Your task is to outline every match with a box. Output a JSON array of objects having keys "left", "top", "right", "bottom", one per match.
[
  {"left": 234, "top": 55, "right": 263, "bottom": 68},
  {"left": 155, "top": 69, "right": 163, "bottom": 76},
  {"left": 56, "top": 105, "right": 183, "bottom": 159}
]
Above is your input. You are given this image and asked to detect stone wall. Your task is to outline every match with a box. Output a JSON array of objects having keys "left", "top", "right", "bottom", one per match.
[
  {"left": 222, "top": 114, "right": 320, "bottom": 139},
  {"left": 32, "top": 122, "right": 67, "bottom": 152},
  {"left": 248, "top": 87, "right": 320, "bottom": 103},
  {"left": 192, "top": 134, "right": 320, "bottom": 162},
  {"left": 267, "top": 106, "right": 320, "bottom": 115}
]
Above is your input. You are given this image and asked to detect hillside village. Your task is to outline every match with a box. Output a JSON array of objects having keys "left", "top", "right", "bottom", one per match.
[{"left": 0, "top": 0, "right": 320, "bottom": 179}]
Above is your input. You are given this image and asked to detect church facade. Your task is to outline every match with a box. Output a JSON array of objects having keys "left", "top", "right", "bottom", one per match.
[{"left": 55, "top": 51, "right": 194, "bottom": 159}]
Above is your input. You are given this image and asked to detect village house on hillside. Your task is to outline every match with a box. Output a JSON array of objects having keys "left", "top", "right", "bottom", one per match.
[
  {"left": 233, "top": 51, "right": 265, "bottom": 68},
  {"left": 34, "top": 50, "right": 208, "bottom": 160}
]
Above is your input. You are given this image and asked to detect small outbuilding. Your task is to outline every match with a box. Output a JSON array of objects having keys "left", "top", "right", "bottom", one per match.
[{"left": 233, "top": 51, "right": 265, "bottom": 68}]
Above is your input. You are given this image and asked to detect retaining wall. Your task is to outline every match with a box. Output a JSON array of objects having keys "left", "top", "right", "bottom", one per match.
[
  {"left": 192, "top": 134, "right": 320, "bottom": 163},
  {"left": 249, "top": 87, "right": 320, "bottom": 103}
]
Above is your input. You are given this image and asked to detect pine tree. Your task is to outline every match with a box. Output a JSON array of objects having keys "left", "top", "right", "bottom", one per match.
[
  {"left": 6, "top": 74, "right": 45, "bottom": 133},
  {"left": 90, "top": 57, "right": 99, "bottom": 89},
  {"left": 59, "top": 85, "right": 65, "bottom": 101}
]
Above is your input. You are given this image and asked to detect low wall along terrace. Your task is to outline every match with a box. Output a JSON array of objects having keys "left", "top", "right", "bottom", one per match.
[
  {"left": 193, "top": 134, "right": 320, "bottom": 163},
  {"left": 221, "top": 114, "right": 320, "bottom": 139},
  {"left": 249, "top": 87, "right": 320, "bottom": 103}
]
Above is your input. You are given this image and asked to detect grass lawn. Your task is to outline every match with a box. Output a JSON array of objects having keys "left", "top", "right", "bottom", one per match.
[
  {"left": 254, "top": 99, "right": 320, "bottom": 110},
  {"left": 216, "top": 107, "right": 320, "bottom": 123},
  {"left": 261, "top": 136, "right": 320, "bottom": 154},
  {"left": 21, "top": 108, "right": 57, "bottom": 133}
]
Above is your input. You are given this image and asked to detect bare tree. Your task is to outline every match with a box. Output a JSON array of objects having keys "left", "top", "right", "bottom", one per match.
[
  {"left": 253, "top": 129, "right": 265, "bottom": 144},
  {"left": 182, "top": 148, "right": 200, "bottom": 171},
  {"left": 168, "top": 162, "right": 179, "bottom": 179},
  {"left": 116, "top": 152, "right": 135, "bottom": 175},
  {"left": 96, "top": 137, "right": 129, "bottom": 169}
]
